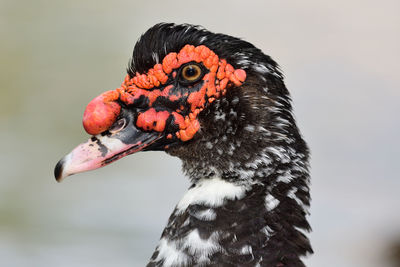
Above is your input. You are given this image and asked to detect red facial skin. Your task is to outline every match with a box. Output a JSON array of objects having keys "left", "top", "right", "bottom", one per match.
[
  {"left": 83, "top": 90, "right": 121, "bottom": 135},
  {"left": 83, "top": 44, "right": 247, "bottom": 141}
]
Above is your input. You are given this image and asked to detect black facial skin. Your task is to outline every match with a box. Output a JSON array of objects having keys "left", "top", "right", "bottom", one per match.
[{"left": 100, "top": 108, "right": 165, "bottom": 157}]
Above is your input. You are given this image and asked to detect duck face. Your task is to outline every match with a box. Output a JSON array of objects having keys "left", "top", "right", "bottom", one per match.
[{"left": 55, "top": 42, "right": 246, "bottom": 181}]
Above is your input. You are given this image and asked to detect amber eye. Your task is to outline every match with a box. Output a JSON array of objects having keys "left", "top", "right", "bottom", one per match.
[{"left": 180, "top": 63, "right": 203, "bottom": 83}]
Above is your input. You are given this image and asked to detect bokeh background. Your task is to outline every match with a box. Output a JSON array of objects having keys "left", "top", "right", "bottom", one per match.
[{"left": 1, "top": 0, "right": 399, "bottom": 266}]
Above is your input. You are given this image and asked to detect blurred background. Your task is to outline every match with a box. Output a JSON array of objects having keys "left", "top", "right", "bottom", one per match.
[{"left": 1, "top": 0, "right": 399, "bottom": 266}]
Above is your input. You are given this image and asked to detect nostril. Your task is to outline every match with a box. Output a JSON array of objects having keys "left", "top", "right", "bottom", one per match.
[{"left": 109, "top": 118, "right": 127, "bottom": 133}]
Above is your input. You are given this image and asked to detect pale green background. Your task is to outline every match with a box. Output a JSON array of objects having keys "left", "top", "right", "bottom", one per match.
[{"left": 1, "top": 0, "right": 399, "bottom": 266}]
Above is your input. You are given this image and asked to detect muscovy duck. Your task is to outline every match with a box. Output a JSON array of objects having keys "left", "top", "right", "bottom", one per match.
[{"left": 54, "top": 23, "right": 312, "bottom": 267}]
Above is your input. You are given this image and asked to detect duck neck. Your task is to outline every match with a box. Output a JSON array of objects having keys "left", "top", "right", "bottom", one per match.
[
  {"left": 149, "top": 144, "right": 312, "bottom": 266},
  {"left": 151, "top": 78, "right": 312, "bottom": 266}
]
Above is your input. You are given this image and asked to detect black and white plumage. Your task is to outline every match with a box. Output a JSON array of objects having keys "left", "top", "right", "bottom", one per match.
[{"left": 55, "top": 23, "right": 312, "bottom": 267}]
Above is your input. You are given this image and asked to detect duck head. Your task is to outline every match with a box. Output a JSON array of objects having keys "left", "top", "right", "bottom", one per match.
[{"left": 54, "top": 23, "right": 290, "bottom": 183}]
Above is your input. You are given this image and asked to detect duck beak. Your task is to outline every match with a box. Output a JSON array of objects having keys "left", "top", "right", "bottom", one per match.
[{"left": 54, "top": 121, "right": 162, "bottom": 182}]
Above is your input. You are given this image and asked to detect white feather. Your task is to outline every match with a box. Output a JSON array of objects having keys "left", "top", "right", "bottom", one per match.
[{"left": 176, "top": 177, "right": 247, "bottom": 213}]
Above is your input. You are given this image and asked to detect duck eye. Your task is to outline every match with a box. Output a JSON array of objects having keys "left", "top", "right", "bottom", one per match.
[{"left": 180, "top": 64, "right": 203, "bottom": 83}]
